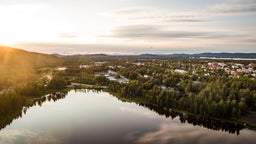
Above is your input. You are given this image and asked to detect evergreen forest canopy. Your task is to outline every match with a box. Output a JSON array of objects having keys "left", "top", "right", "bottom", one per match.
[{"left": 0, "top": 46, "right": 256, "bottom": 131}]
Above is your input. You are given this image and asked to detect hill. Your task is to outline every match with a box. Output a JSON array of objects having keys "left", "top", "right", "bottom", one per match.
[
  {"left": 0, "top": 46, "right": 63, "bottom": 67},
  {"left": 191, "top": 53, "right": 256, "bottom": 59},
  {"left": 0, "top": 46, "right": 63, "bottom": 90},
  {"left": 144, "top": 53, "right": 256, "bottom": 58}
]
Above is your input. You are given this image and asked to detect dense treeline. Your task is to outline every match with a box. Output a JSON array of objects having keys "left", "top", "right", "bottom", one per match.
[
  {"left": 131, "top": 103, "right": 244, "bottom": 134},
  {"left": 0, "top": 90, "right": 26, "bottom": 115},
  {"left": 111, "top": 58, "right": 255, "bottom": 120},
  {"left": 108, "top": 75, "right": 256, "bottom": 119},
  {"left": 0, "top": 90, "right": 68, "bottom": 131}
]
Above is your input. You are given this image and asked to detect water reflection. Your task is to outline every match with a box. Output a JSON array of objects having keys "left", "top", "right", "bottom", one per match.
[
  {"left": 139, "top": 104, "right": 244, "bottom": 135},
  {"left": 0, "top": 91, "right": 71, "bottom": 131},
  {"left": 0, "top": 110, "right": 22, "bottom": 131},
  {"left": 31, "top": 91, "right": 68, "bottom": 107},
  {"left": 0, "top": 89, "right": 255, "bottom": 144},
  {"left": 133, "top": 122, "right": 256, "bottom": 144},
  {"left": 0, "top": 89, "right": 247, "bottom": 135},
  {"left": 26, "top": 89, "right": 101, "bottom": 108}
]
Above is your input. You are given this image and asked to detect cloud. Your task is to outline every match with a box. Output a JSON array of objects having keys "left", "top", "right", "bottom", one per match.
[
  {"left": 211, "top": 0, "right": 256, "bottom": 15},
  {"left": 111, "top": 7, "right": 204, "bottom": 23},
  {"left": 243, "top": 38, "right": 256, "bottom": 44},
  {"left": 134, "top": 122, "right": 256, "bottom": 144},
  {"left": 107, "top": 25, "right": 207, "bottom": 39},
  {"left": 128, "top": 15, "right": 209, "bottom": 23},
  {"left": 113, "top": 7, "right": 152, "bottom": 15},
  {"left": 120, "top": 107, "right": 160, "bottom": 119},
  {"left": 59, "top": 33, "right": 77, "bottom": 38},
  {"left": 163, "top": 18, "right": 211, "bottom": 23},
  {"left": 104, "top": 24, "right": 240, "bottom": 40},
  {"left": 108, "top": 0, "right": 256, "bottom": 25},
  {"left": 102, "top": 7, "right": 156, "bottom": 18},
  {"left": 0, "top": 129, "right": 62, "bottom": 144}
]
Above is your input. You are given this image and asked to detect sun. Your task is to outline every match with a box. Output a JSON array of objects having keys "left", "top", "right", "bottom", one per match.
[{"left": 0, "top": 4, "right": 64, "bottom": 46}]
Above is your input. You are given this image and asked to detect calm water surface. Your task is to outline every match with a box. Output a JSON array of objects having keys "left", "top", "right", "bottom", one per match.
[{"left": 0, "top": 90, "right": 256, "bottom": 144}]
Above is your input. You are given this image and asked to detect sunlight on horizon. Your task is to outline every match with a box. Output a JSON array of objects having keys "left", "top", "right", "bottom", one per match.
[{"left": 0, "top": 0, "right": 255, "bottom": 54}]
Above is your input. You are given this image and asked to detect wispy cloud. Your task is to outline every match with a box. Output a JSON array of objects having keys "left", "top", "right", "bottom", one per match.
[
  {"left": 112, "top": 25, "right": 208, "bottom": 39},
  {"left": 5, "top": 0, "right": 255, "bottom": 54},
  {"left": 128, "top": 15, "right": 208, "bottom": 24},
  {"left": 109, "top": 7, "right": 203, "bottom": 23},
  {"left": 211, "top": 0, "right": 256, "bottom": 15},
  {"left": 0, "top": 129, "right": 62, "bottom": 144},
  {"left": 108, "top": 0, "right": 256, "bottom": 24},
  {"left": 162, "top": 18, "right": 211, "bottom": 23},
  {"left": 134, "top": 122, "right": 256, "bottom": 144},
  {"left": 104, "top": 24, "right": 242, "bottom": 40},
  {"left": 100, "top": 0, "right": 255, "bottom": 50},
  {"left": 59, "top": 33, "right": 77, "bottom": 38},
  {"left": 120, "top": 107, "right": 159, "bottom": 119},
  {"left": 112, "top": 7, "right": 153, "bottom": 15}
]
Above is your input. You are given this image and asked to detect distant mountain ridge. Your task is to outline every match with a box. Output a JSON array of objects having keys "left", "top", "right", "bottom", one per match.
[
  {"left": 64, "top": 52, "right": 256, "bottom": 59},
  {"left": 190, "top": 53, "right": 256, "bottom": 58},
  {"left": 1, "top": 46, "right": 255, "bottom": 59},
  {"left": 138, "top": 53, "right": 256, "bottom": 58}
]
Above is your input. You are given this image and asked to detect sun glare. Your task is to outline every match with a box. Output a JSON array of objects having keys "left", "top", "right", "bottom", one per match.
[{"left": 0, "top": 4, "right": 73, "bottom": 46}]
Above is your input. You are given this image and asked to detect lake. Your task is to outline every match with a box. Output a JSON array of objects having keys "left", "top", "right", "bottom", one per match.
[{"left": 0, "top": 89, "right": 256, "bottom": 144}]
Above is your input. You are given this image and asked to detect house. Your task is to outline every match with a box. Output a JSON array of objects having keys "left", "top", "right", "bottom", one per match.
[
  {"left": 158, "top": 85, "right": 167, "bottom": 90},
  {"left": 174, "top": 69, "right": 187, "bottom": 74},
  {"left": 107, "top": 76, "right": 116, "bottom": 81},
  {"left": 79, "top": 65, "right": 90, "bottom": 68},
  {"left": 94, "top": 61, "right": 106, "bottom": 66},
  {"left": 116, "top": 78, "right": 129, "bottom": 83},
  {"left": 105, "top": 70, "right": 117, "bottom": 76},
  {"left": 133, "top": 62, "right": 145, "bottom": 66},
  {"left": 56, "top": 67, "right": 66, "bottom": 71}
]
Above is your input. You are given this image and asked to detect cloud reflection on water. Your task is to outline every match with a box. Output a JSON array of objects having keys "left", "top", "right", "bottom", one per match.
[
  {"left": 0, "top": 129, "right": 62, "bottom": 144},
  {"left": 120, "top": 107, "right": 160, "bottom": 119},
  {"left": 135, "top": 122, "right": 256, "bottom": 144}
]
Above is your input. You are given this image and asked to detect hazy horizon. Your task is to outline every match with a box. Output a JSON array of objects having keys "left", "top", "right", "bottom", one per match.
[{"left": 0, "top": 0, "right": 255, "bottom": 54}]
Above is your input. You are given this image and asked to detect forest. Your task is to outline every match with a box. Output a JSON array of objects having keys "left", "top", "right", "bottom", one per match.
[{"left": 0, "top": 46, "right": 256, "bottom": 130}]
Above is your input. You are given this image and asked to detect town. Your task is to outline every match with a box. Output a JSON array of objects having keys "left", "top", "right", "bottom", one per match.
[{"left": 75, "top": 58, "right": 256, "bottom": 87}]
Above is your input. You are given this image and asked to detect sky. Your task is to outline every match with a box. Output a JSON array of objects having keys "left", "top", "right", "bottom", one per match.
[{"left": 0, "top": 0, "right": 255, "bottom": 54}]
